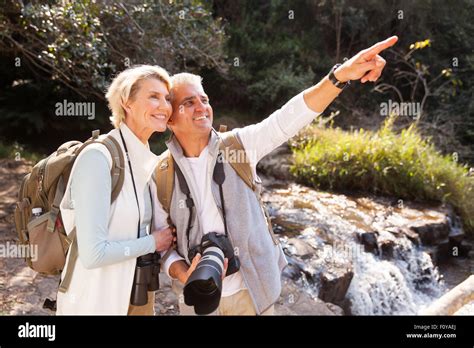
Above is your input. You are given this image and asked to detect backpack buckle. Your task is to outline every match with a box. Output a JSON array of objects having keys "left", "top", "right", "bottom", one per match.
[
  {"left": 159, "top": 161, "right": 169, "bottom": 170},
  {"left": 218, "top": 125, "right": 228, "bottom": 133}
]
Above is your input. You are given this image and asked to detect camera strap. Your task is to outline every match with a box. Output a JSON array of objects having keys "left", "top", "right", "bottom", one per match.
[
  {"left": 213, "top": 153, "right": 229, "bottom": 238},
  {"left": 173, "top": 159, "right": 195, "bottom": 252},
  {"left": 119, "top": 129, "right": 141, "bottom": 238}
]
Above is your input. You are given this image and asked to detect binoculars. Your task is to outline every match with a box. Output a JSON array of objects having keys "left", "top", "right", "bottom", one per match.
[{"left": 130, "top": 252, "right": 161, "bottom": 306}]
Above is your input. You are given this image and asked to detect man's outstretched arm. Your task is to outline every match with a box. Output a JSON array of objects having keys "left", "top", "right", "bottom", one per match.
[{"left": 237, "top": 36, "right": 399, "bottom": 167}]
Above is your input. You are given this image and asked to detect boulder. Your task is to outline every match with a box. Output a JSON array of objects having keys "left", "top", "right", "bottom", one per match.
[
  {"left": 276, "top": 279, "right": 344, "bottom": 315},
  {"left": 357, "top": 231, "right": 378, "bottom": 254},
  {"left": 318, "top": 266, "right": 354, "bottom": 307},
  {"left": 410, "top": 222, "right": 450, "bottom": 246}
]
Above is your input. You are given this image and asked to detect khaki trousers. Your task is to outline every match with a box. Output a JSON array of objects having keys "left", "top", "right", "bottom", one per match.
[
  {"left": 178, "top": 289, "right": 274, "bottom": 316},
  {"left": 127, "top": 291, "right": 155, "bottom": 316}
]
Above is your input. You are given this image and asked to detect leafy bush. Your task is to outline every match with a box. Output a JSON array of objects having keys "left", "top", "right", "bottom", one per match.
[
  {"left": 291, "top": 116, "right": 474, "bottom": 233},
  {"left": 0, "top": 0, "right": 227, "bottom": 99},
  {"left": 0, "top": 140, "right": 42, "bottom": 163}
]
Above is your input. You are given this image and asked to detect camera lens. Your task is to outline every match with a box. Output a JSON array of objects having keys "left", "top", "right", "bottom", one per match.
[
  {"left": 193, "top": 278, "right": 219, "bottom": 294},
  {"left": 183, "top": 246, "right": 225, "bottom": 314}
]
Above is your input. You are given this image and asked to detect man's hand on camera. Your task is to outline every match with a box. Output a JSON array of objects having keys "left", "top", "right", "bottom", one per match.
[
  {"left": 151, "top": 226, "right": 176, "bottom": 252},
  {"left": 334, "top": 36, "right": 398, "bottom": 83},
  {"left": 183, "top": 253, "right": 201, "bottom": 284},
  {"left": 222, "top": 258, "right": 229, "bottom": 280},
  {"left": 178, "top": 254, "right": 229, "bottom": 285}
]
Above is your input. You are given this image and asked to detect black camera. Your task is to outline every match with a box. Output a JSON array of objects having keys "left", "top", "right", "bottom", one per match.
[
  {"left": 184, "top": 232, "right": 240, "bottom": 314},
  {"left": 130, "top": 251, "right": 160, "bottom": 306}
]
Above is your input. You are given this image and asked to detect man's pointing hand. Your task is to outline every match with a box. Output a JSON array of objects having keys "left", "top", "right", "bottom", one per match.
[{"left": 334, "top": 36, "right": 398, "bottom": 84}]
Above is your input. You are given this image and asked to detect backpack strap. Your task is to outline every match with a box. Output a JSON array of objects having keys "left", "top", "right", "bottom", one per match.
[
  {"left": 155, "top": 150, "right": 174, "bottom": 214},
  {"left": 218, "top": 127, "right": 278, "bottom": 245},
  {"left": 46, "top": 176, "right": 65, "bottom": 233},
  {"left": 59, "top": 130, "right": 125, "bottom": 293},
  {"left": 58, "top": 227, "right": 77, "bottom": 293},
  {"left": 218, "top": 130, "right": 255, "bottom": 191},
  {"left": 95, "top": 135, "right": 125, "bottom": 203}
]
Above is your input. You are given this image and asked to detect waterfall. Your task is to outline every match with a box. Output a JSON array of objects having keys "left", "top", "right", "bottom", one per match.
[
  {"left": 347, "top": 234, "right": 442, "bottom": 315},
  {"left": 265, "top": 181, "right": 448, "bottom": 315}
]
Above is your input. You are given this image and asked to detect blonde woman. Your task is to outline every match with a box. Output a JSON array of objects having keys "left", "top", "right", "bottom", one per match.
[{"left": 56, "top": 65, "right": 175, "bottom": 315}]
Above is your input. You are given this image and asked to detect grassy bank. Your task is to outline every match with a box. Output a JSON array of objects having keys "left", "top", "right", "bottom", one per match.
[{"left": 291, "top": 117, "right": 474, "bottom": 234}]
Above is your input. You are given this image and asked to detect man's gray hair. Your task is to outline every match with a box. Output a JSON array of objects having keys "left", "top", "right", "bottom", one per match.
[
  {"left": 170, "top": 73, "right": 204, "bottom": 102},
  {"left": 170, "top": 72, "right": 203, "bottom": 88}
]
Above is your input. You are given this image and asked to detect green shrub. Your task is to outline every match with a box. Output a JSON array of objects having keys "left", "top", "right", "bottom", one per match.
[
  {"left": 0, "top": 141, "right": 42, "bottom": 163},
  {"left": 291, "top": 116, "right": 474, "bottom": 234}
]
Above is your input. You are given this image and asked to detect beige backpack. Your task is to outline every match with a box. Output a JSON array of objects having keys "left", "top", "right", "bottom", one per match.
[
  {"left": 154, "top": 126, "right": 278, "bottom": 245},
  {"left": 14, "top": 130, "right": 125, "bottom": 292}
]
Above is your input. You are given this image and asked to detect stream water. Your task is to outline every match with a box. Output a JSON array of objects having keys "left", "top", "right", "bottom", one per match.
[{"left": 263, "top": 181, "right": 461, "bottom": 315}]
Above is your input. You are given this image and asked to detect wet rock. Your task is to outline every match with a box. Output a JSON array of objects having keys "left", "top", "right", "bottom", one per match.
[
  {"left": 282, "top": 254, "right": 313, "bottom": 281},
  {"left": 410, "top": 221, "right": 450, "bottom": 246},
  {"left": 282, "top": 263, "right": 303, "bottom": 281},
  {"left": 449, "top": 229, "right": 465, "bottom": 244},
  {"left": 318, "top": 266, "right": 353, "bottom": 307},
  {"left": 155, "top": 273, "right": 179, "bottom": 315},
  {"left": 276, "top": 279, "right": 343, "bottom": 315},
  {"left": 425, "top": 238, "right": 451, "bottom": 266},
  {"left": 257, "top": 145, "right": 293, "bottom": 181},
  {"left": 385, "top": 226, "right": 420, "bottom": 246},
  {"left": 458, "top": 240, "right": 473, "bottom": 257},
  {"left": 272, "top": 216, "right": 306, "bottom": 237},
  {"left": 285, "top": 237, "right": 315, "bottom": 259},
  {"left": 293, "top": 199, "right": 316, "bottom": 210},
  {"left": 400, "top": 227, "right": 421, "bottom": 246},
  {"left": 357, "top": 232, "right": 378, "bottom": 253},
  {"left": 379, "top": 239, "right": 395, "bottom": 260}
]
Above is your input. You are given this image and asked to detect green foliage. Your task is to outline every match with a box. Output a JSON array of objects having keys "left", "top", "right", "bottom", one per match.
[
  {"left": 247, "top": 63, "right": 314, "bottom": 111},
  {"left": 209, "top": 0, "right": 473, "bottom": 161},
  {"left": 0, "top": 0, "right": 227, "bottom": 98},
  {"left": 0, "top": 0, "right": 227, "bottom": 150},
  {"left": 0, "top": 140, "right": 42, "bottom": 163},
  {"left": 290, "top": 116, "right": 474, "bottom": 234}
]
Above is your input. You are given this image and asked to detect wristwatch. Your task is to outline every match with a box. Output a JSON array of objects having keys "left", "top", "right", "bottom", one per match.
[{"left": 328, "top": 63, "right": 351, "bottom": 90}]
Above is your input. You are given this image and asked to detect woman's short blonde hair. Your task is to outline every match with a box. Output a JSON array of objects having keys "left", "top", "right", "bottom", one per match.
[{"left": 106, "top": 65, "right": 171, "bottom": 128}]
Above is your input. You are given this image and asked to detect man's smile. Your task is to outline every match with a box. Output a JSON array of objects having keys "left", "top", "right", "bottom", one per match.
[{"left": 192, "top": 114, "right": 209, "bottom": 121}]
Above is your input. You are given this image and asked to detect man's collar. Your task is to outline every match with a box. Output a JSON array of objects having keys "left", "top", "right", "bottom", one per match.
[{"left": 166, "top": 129, "right": 221, "bottom": 159}]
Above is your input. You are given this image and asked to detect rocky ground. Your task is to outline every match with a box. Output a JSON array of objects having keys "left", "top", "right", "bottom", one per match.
[
  {"left": 1, "top": 150, "right": 472, "bottom": 315},
  {"left": 0, "top": 158, "right": 342, "bottom": 315},
  {"left": 257, "top": 145, "right": 474, "bottom": 315}
]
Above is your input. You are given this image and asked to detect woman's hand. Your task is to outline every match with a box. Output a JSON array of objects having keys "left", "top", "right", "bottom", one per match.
[
  {"left": 151, "top": 226, "right": 176, "bottom": 252},
  {"left": 334, "top": 36, "right": 398, "bottom": 83}
]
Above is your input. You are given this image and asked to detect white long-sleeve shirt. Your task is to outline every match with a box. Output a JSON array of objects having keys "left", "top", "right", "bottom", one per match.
[{"left": 158, "top": 91, "right": 320, "bottom": 297}]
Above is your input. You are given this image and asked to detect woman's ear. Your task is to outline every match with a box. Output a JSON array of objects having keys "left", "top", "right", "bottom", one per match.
[{"left": 120, "top": 99, "right": 131, "bottom": 117}]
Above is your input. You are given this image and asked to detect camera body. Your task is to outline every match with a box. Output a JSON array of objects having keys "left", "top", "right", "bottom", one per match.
[
  {"left": 130, "top": 251, "right": 161, "bottom": 306},
  {"left": 188, "top": 232, "right": 240, "bottom": 276},
  {"left": 183, "top": 232, "right": 240, "bottom": 314}
]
